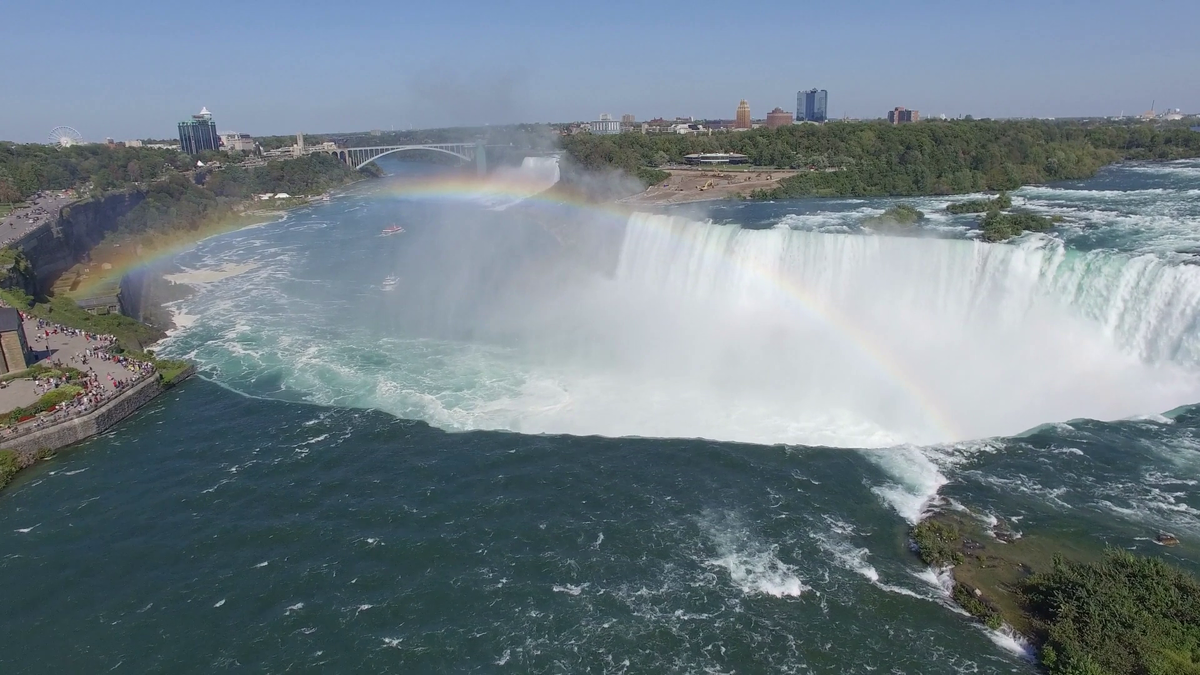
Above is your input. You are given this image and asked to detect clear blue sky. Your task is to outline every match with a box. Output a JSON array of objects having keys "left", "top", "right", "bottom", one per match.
[{"left": 2, "top": 0, "right": 1197, "bottom": 142}]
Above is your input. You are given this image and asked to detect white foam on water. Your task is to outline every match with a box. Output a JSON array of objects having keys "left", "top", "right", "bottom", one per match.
[
  {"left": 912, "top": 567, "right": 955, "bottom": 600},
  {"left": 551, "top": 583, "right": 588, "bottom": 596},
  {"left": 164, "top": 263, "right": 259, "bottom": 286},
  {"left": 700, "top": 513, "right": 810, "bottom": 598},
  {"left": 813, "top": 526, "right": 945, "bottom": 603},
  {"left": 982, "top": 625, "right": 1036, "bottom": 660},
  {"left": 286, "top": 602, "right": 304, "bottom": 614},
  {"left": 861, "top": 446, "right": 948, "bottom": 523}
]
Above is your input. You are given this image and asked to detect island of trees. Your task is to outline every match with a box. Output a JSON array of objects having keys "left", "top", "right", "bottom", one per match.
[
  {"left": 560, "top": 119, "right": 1200, "bottom": 198},
  {"left": 946, "top": 192, "right": 1012, "bottom": 214},
  {"left": 911, "top": 512, "right": 1200, "bottom": 674}
]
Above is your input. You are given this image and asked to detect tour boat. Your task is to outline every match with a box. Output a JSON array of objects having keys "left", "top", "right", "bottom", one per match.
[
  {"left": 381, "top": 225, "right": 405, "bottom": 236},
  {"left": 381, "top": 275, "right": 399, "bottom": 291}
]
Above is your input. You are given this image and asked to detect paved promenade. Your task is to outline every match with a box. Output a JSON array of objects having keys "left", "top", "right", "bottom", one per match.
[{"left": 0, "top": 315, "right": 154, "bottom": 429}]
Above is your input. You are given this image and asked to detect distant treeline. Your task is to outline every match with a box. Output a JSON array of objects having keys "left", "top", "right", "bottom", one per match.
[
  {"left": 118, "top": 154, "right": 364, "bottom": 234},
  {"left": 560, "top": 120, "right": 1200, "bottom": 198},
  {"left": 0, "top": 143, "right": 194, "bottom": 201}
]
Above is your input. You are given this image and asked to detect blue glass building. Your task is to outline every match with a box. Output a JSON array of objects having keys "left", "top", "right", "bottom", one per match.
[
  {"left": 796, "top": 89, "right": 828, "bottom": 123},
  {"left": 178, "top": 107, "right": 219, "bottom": 155}
]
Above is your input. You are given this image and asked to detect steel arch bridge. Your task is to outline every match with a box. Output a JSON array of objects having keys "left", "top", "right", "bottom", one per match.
[{"left": 328, "top": 142, "right": 486, "bottom": 173}]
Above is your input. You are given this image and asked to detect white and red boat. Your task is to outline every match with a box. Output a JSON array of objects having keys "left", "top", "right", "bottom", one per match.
[{"left": 381, "top": 225, "right": 405, "bottom": 236}]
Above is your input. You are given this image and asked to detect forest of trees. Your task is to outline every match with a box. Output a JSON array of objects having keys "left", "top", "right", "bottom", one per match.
[
  {"left": 0, "top": 143, "right": 194, "bottom": 202},
  {"left": 560, "top": 120, "right": 1200, "bottom": 198},
  {"left": 116, "top": 153, "right": 365, "bottom": 235}
]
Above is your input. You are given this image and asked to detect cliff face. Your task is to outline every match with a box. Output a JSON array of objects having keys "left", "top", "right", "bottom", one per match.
[{"left": 14, "top": 192, "right": 144, "bottom": 293}]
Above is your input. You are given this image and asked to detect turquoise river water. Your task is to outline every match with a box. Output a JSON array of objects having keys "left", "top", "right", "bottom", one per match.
[{"left": 2, "top": 158, "right": 1200, "bottom": 673}]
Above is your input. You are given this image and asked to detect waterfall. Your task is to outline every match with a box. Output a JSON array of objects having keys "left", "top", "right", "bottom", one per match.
[{"left": 604, "top": 213, "right": 1200, "bottom": 443}]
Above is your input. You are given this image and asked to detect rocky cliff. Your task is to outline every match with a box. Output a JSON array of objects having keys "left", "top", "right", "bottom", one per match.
[{"left": 13, "top": 191, "right": 144, "bottom": 294}]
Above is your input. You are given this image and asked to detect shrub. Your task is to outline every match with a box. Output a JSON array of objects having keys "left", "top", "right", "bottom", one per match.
[
  {"left": 980, "top": 211, "right": 1054, "bottom": 242},
  {"left": 864, "top": 203, "right": 926, "bottom": 229},
  {"left": 912, "top": 519, "right": 965, "bottom": 566},
  {"left": 947, "top": 192, "right": 1012, "bottom": 214},
  {"left": 1022, "top": 550, "right": 1200, "bottom": 675},
  {"left": 0, "top": 449, "right": 17, "bottom": 489}
]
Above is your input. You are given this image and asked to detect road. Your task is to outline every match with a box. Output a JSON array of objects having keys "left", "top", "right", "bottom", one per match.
[{"left": 1, "top": 191, "right": 77, "bottom": 247}]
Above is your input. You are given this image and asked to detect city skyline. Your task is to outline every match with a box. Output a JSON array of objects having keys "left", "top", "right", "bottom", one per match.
[{"left": 2, "top": 0, "right": 1199, "bottom": 143}]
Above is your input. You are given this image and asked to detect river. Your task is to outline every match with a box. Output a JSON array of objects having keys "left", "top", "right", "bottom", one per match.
[{"left": 2, "top": 157, "right": 1199, "bottom": 673}]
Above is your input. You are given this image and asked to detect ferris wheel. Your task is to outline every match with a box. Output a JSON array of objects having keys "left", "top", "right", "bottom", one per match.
[{"left": 48, "top": 126, "right": 84, "bottom": 147}]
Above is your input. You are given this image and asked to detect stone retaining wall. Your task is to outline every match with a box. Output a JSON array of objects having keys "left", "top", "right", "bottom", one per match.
[{"left": 0, "top": 375, "right": 166, "bottom": 464}]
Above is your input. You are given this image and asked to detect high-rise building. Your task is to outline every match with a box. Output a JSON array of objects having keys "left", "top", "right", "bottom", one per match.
[
  {"left": 765, "top": 107, "right": 793, "bottom": 129},
  {"left": 887, "top": 107, "right": 920, "bottom": 124},
  {"left": 621, "top": 114, "right": 635, "bottom": 124},
  {"left": 178, "top": 107, "right": 219, "bottom": 155},
  {"left": 591, "top": 113, "right": 621, "bottom": 135},
  {"left": 735, "top": 100, "right": 751, "bottom": 129},
  {"left": 797, "top": 89, "right": 828, "bottom": 123}
]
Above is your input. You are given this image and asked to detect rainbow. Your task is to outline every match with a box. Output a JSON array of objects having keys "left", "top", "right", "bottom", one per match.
[
  {"left": 373, "top": 174, "right": 961, "bottom": 441},
  {"left": 75, "top": 171, "right": 959, "bottom": 442}
]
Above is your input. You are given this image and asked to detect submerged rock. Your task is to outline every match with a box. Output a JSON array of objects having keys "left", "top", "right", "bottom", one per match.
[{"left": 1157, "top": 532, "right": 1180, "bottom": 546}]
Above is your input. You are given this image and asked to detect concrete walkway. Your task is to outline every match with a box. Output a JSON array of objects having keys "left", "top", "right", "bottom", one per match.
[{"left": 0, "top": 317, "right": 143, "bottom": 413}]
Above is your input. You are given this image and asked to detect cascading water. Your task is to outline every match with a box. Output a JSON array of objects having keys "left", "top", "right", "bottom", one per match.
[{"left": 607, "top": 213, "right": 1200, "bottom": 444}]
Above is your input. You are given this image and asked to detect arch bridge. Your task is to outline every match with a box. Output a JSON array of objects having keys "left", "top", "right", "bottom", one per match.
[{"left": 328, "top": 141, "right": 486, "bottom": 174}]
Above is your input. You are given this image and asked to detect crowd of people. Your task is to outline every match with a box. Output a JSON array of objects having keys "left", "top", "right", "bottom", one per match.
[{"left": 1, "top": 314, "right": 158, "bottom": 437}]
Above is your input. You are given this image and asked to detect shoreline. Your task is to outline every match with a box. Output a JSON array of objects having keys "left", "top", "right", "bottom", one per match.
[{"left": 77, "top": 188, "right": 355, "bottom": 336}]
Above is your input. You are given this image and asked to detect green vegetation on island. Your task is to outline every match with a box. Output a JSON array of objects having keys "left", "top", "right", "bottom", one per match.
[
  {"left": 911, "top": 518, "right": 966, "bottom": 566},
  {"left": 561, "top": 119, "right": 1200, "bottom": 198},
  {"left": 947, "top": 192, "right": 1013, "bottom": 214},
  {"left": 1025, "top": 551, "right": 1200, "bottom": 675},
  {"left": 909, "top": 511, "right": 1200, "bottom": 674},
  {"left": 980, "top": 210, "right": 1057, "bottom": 242},
  {"left": 863, "top": 204, "right": 925, "bottom": 230}
]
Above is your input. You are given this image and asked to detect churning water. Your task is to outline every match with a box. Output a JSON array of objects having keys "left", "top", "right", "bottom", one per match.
[{"left": 2, "top": 159, "right": 1200, "bottom": 673}]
